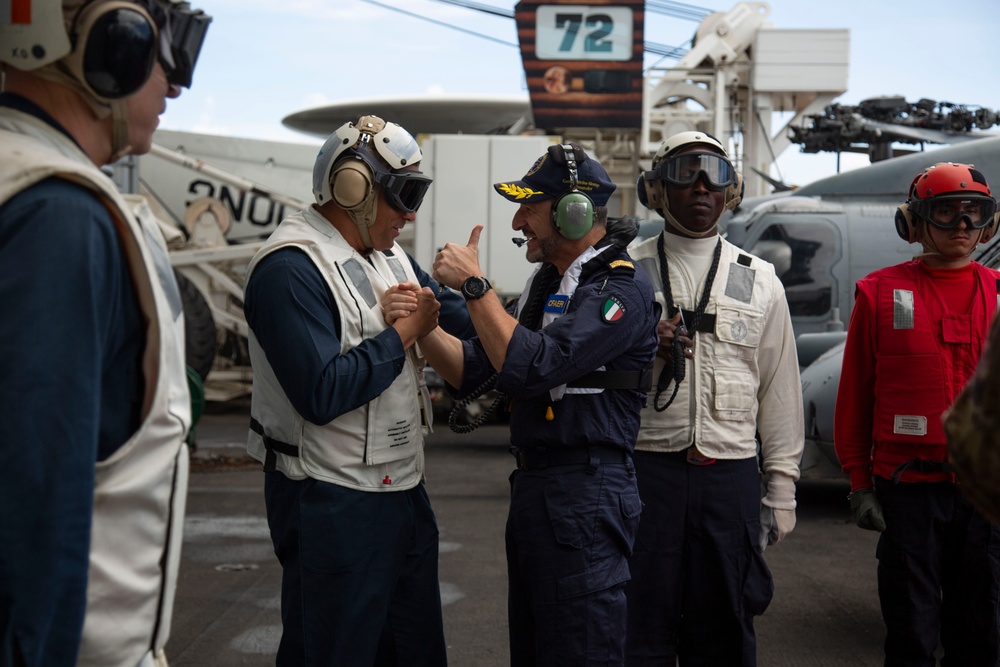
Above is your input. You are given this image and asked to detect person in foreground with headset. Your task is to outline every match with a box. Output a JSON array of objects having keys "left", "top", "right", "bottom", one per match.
[
  {"left": 382, "top": 143, "right": 660, "bottom": 666},
  {"left": 0, "top": 1, "right": 210, "bottom": 665},
  {"left": 625, "top": 131, "right": 803, "bottom": 666},
  {"left": 243, "top": 114, "right": 479, "bottom": 666},
  {"left": 834, "top": 162, "right": 1000, "bottom": 666}
]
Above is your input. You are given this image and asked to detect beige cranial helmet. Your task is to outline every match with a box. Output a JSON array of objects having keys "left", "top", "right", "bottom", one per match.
[
  {"left": 312, "top": 115, "right": 432, "bottom": 249},
  {"left": 637, "top": 131, "right": 744, "bottom": 238}
]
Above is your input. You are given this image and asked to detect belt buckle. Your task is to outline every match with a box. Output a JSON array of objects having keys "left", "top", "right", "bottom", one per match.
[{"left": 686, "top": 447, "right": 716, "bottom": 466}]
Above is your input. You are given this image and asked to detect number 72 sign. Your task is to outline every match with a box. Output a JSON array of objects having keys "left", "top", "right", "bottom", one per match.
[
  {"left": 515, "top": 0, "right": 643, "bottom": 129},
  {"left": 535, "top": 5, "right": 633, "bottom": 61}
]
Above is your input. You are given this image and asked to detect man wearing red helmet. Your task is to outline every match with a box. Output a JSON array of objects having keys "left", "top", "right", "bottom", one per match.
[{"left": 835, "top": 162, "right": 1000, "bottom": 665}]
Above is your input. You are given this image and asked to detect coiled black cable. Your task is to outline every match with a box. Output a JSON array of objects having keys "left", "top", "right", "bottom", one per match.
[{"left": 652, "top": 234, "right": 722, "bottom": 412}]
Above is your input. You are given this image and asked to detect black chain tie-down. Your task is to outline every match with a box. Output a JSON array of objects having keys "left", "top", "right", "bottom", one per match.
[{"left": 653, "top": 234, "right": 721, "bottom": 412}]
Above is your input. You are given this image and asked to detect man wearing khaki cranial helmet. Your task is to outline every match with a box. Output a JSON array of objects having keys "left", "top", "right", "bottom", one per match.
[
  {"left": 244, "top": 114, "right": 476, "bottom": 665},
  {"left": 0, "top": 0, "right": 210, "bottom": 664},
  {"left": 311, "top": 114, "right": 431, "bottom": 251}
]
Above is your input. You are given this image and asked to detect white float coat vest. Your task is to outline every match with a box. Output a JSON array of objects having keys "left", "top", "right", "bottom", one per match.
[
  {"left": 245, "top": 206, "right": 430, "bottom": 491},
  {"left": 0, "top": 108, "right": 191, "bottom": 667},
  {"left": 629, "top": 233, "right": 803, "bottom": 489}
]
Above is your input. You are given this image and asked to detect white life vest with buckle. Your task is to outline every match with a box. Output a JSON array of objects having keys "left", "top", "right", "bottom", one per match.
[{"left": 245, "top": 206, "right": 430, "bottom": 491}]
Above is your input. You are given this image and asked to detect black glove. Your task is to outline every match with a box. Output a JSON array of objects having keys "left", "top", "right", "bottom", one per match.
[{"left": 849, "top": 488, "right": 886, "bottom": 532}]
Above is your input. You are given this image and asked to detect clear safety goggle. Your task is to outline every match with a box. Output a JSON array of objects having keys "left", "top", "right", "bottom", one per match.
[
  {"left": 373, "top": 169, "right": 433, "bottom": 214},
  {"left": 912, "top": 195, "right": 997, "bottom": 230},
  {"left": 648, "top": 152, "right": 737, "bottom": 190}
]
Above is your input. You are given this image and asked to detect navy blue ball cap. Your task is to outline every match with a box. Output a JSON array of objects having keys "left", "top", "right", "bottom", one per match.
[{"left": 494, "top": 143, "right": 616, "bottom": 206}]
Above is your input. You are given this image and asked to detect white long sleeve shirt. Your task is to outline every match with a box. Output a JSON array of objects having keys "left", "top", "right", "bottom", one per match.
[{"left": 631, "top": 232, "right": 804, "bottom": 507}]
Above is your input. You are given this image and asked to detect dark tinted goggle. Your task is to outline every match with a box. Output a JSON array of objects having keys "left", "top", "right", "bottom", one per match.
[
  {"left": 82, "top": 1, "right": 210, "bottom": 99},
  {"left": 149, "top": 0, "right": 211, "bottom": 88},
  {"left": 912, "top": 195, "right": 997, "bottom": 230},
  {"left": 374, "top": 170, "right": 433, "bottom": 214},
  {"left": 649, "top": 152, "right": 737, "bottom": 190}
]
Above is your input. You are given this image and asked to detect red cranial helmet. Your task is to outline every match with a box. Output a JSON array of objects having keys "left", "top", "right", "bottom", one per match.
[
  {"left": 894, "top": 162, "right": 998, "bottom": 243},
  {"left": 911, "top": 162, "right": 992, "bottom": 200}
]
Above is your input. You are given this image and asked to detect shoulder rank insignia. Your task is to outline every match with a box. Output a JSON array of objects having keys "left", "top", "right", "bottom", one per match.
[{"left": 609, "top": 259, "right": 634, "bottom": 271}]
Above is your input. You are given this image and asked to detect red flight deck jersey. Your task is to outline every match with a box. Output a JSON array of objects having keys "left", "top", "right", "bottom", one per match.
[{"left": 834, "top": 260, "right": 1000, "bottom": 491}]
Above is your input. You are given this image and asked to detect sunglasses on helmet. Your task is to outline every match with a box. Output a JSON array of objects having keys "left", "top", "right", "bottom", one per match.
[
  {"left": 648, "top": 152, "right": 737, "bottom": 190},
  {"left": 911, "top": 195, "right": 997, "bottom": 231},
  {"left": 372, "top": 169, "right": 433, "bottom": 214}
]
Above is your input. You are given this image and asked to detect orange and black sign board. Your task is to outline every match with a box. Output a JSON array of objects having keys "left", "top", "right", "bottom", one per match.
[{"left": 515, "top": 1, "right": 644, "bottom": 130}]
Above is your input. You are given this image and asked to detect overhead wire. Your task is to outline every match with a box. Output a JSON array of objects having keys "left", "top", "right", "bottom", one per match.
[
  {"left": 357, "top": 0, "right": 518, "bottom": 47},
  {"left": 646, "top": 1, "right": 714, "bottom": 22},
  {"left": 362, "top": 0, "right": 710, "bottom": 60},
  {"left": 426, "top": 0, "right": 513, "bottom": 18}
]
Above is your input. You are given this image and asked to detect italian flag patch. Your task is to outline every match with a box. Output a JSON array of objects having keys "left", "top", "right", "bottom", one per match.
[{"left": 602, "top": 296, "right": 625, "bottom": 322}]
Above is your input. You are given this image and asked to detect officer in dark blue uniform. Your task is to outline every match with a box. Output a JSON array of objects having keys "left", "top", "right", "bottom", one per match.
[{"left": 383, "top": 143, "right": 660, "bottom": 666}]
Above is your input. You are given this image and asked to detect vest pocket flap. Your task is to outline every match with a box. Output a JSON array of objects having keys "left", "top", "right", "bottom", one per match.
[
  {"left": 715, "top": 307, "right": 762, "bottom": 348},
  {"left": 714, "top": 365, "right": 755, "bottom": 419}
]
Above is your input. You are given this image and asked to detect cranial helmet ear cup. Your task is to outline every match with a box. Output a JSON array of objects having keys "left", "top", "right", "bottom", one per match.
[
  {"left": 895, "top": 203, "right": 918, "bottom": 242},
  {"left": 642, "top": 176, "right": 667, "bottom": 212},
  {"left": 724, "top": 173, "right": 744, "bottom": 211},
  {"left": 636, "top": 172, "right": 668, "bottom": 219},
  {"left": 67, "top": 1, "right": 159, "bottom": 100},
  {"left": 981, "top": 212, "right": 1000, "bottom": 244},
  {"left": 636, "top": 173, "right": 649, "bottom": 208},
  {"left": 332, "top": 160, "right": 373, "bottom": 211},
  {"left": 552, "top": 191, "right": 595, "bottom": 240}
]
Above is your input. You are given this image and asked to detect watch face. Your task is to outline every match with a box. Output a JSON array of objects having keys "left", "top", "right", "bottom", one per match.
[{"left": 462, "top": 276, "right": 489, "bottom": 300}]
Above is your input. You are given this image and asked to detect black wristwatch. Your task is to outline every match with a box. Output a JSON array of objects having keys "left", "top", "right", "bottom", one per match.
[{"left": 460, "top": 276, "right": 492, "bottom": 301}]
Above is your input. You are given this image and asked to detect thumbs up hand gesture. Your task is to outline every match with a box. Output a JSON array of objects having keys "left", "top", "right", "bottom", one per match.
[{"left": 432, "top": 225, "right": 484, "bottom": 290}]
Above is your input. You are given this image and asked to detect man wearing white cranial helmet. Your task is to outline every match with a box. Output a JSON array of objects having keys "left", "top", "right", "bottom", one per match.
[
  {"left": 626, "top": 131, "right": 804, "bottom": 666},
  {"left": 244, "top": 115, "right": 475, "bottom": 666},
  {"left": 0, "top": 0, "right": 210, "bottom": 664}
]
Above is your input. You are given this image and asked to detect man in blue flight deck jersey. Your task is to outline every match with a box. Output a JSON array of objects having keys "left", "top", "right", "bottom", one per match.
[
  {"left": 243, "top": 114, "right": 473, "bottom": 666},
  {"left": 383, "top": 143, "right": 660, "bottom": 666}
]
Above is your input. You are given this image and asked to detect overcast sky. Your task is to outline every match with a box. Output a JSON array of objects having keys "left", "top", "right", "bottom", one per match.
[{"left": 158, "top": 0, "right": 1000, "bottom": 186}]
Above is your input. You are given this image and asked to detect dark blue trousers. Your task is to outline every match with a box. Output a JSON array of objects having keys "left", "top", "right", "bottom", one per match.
[
  {"left": 506, "top": 458, "right": 642, "bottom": 667},
  {"left": 625, "top": 451, "right": 772, "bottom": 667},
  {"left": 874, "top": 477, "right": 1000, "bottom": 667},
  {"left": 264, "top": 472, "right": 447, "bottom": 667}
]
